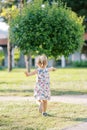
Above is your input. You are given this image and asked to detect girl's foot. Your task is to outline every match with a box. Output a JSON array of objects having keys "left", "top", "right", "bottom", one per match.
[{"left": 42, "top": 112, "right": 48, "bottom": 116}]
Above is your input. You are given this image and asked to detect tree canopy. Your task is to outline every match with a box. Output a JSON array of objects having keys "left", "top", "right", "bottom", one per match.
[
  {"left": 43, "top": 0, "right": 87, "bottom": 17},
  {"left": 61, "top": 0, "right": 87, "bottom": 17},
  {"left": 9, "top": 1, "right": 84, "bottom": 57},
  {"left": 61, "top": 0, "right": 87, "bottom": 32}
]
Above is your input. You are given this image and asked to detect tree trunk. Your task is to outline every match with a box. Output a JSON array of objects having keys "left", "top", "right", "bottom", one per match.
[
  {"left": 61, "top": 55, "right": 65, "bottom": 68},
  {"left": 7, "top": 40, "right": 12, "bottom": 72},
  {"left": 25, "top": 54, "right": 31, "bottom": 72}
]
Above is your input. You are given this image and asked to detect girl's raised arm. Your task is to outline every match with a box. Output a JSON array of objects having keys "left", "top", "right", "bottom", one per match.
[
  {"left": 25, "top": 70, "right": 37, "bottom": 76},
  {"left": 48, "top": 67, "right": 56, "bottom": 71}
]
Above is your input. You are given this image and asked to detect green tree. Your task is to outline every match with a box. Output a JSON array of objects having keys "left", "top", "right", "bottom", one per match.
[
  {"left": 61, "top": 0, "right": 87, "bottom": 32},
  {"left": 9, "top": 1, "right": 84, "bottom": 58},
  {"left": 1, "top": 5, "right": 19, "bottom": 21},
  {"left": 0, "top": 0, "right": 27, "bottom": 71},
  {"left": 0, "top": 5, "right": 19, "bottom": 72},
  {"left": 0, "top": 0, "right": 18, "bottom": 12},
  {"left": 43, "top": 0, "right": 87, "bottom": 17},
  {"left": 61, "top": 0, "right": 87, "bottom": 17},
  {"left": 43, "top": 0, "right": 87, "bottom": 30}
]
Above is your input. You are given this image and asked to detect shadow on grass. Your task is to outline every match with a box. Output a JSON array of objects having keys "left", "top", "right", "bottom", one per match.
[
  {"left": 30, "top": 114, "right": 57, "bottom": 118},
  {"left": 0, "top": 89, "right": 33, "bottom": 95},
  {"left": 0, "top": 89, "right": 33, "bottom": 92},
  {"left": 62, "top": 116, "right": 87, "bottom": 122},
  {"left": 0, "top": 82, "right": 24, "bottom": 84},
  {"left": 47, "top": 114, "right": 57, "bottom": 117},
  {"left": 0, "top": 89, "right": 87, "bottom": 96},
  {"left": 74, "top": 117, "right": 87, "bottom": 122},
  {"left": 51, "top": 89, "right": 87, "bottom": 96}
]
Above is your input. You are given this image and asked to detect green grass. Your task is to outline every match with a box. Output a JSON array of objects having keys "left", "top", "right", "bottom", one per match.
[
  {"left": 0, "top": 68, "right": 87, "bottom": 96},
  {"left": 0, "top": 68, "right": 87, "bottom": 130},
  {"left": 0, "top": 100, "right": 87, "bottom": 130}
]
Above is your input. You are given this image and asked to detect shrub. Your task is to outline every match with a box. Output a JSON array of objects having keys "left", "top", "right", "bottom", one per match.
[{"left": 72, "top": 60, "right": 87, "bottom": 67}]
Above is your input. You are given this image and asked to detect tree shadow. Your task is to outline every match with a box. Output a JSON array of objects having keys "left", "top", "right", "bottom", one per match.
[
  {"left": 0, "top": 89, "right": 33, "bottom": 95},
  {"left": 0, "top": 87, "right": 87, "bottom": 96},
  {"left": 51, "top": 89, "right": 87, "bottom": 96},
  {"left": 74, "top": 117, "right": 87, "bottom": 122},
  {"left": 62, "top": 116, "right": 87, "bottom": 122},
  {"left": 0, "top": 82, "right": 9, "bottom": 84}
]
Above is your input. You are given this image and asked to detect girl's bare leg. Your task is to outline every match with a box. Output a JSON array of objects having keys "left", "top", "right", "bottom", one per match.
[
  {"left": 36, "top": 100, "right": 41, "bottom": 105},
  {"left": 36, "top": 100, "right": 42, "bottom": 113},
  {"left": 41, "top": 100, "right": 47, "bottom": 113}
]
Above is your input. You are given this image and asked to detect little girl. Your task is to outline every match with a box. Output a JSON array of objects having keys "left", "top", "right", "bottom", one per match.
[{"left": 25, "top": 54, "right": 56, "bottom": 116}]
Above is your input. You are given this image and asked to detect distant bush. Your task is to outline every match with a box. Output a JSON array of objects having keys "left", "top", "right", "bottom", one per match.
[
  {"left": 72, "top": 61, "right": 87, "bottom": 67},
  {"left": 0, "top": 51, "right": 4, "bottom": 66}
]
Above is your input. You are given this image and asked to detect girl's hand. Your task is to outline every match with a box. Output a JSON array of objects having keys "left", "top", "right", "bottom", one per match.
[
  {"left": 51, "top": 67, "right": 56, "bottom": 71},
  {"left": 25, "top": 71, "right": 29, "bottom": 76},
  {"left": 48, "top": 67, "right": 56, "bottom": 71}
]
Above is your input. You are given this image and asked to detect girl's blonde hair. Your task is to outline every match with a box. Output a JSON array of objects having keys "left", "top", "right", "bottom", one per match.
[{"left": 36, "top": 54, "right": 48, "bottom": 68}]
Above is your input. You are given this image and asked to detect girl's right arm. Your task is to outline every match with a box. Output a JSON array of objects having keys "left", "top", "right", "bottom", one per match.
[{"left": 25, "top": 70, "right": 37, "bottom": 77}]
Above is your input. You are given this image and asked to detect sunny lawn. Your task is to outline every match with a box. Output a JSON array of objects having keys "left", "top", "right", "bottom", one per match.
[
  {"left": 0, "top": 68, "right": 87, "bottom": 130},
  {"left": 0, "top": 68, "right": 87, "bottom": 96},
  {"left": 0, "top": 100, "right": 87, "bottom": 130}
]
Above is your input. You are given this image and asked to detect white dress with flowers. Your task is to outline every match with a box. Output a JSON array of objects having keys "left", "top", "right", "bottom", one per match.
[{"left": 34, "top": 68, "right": 51, "bottom": 100}]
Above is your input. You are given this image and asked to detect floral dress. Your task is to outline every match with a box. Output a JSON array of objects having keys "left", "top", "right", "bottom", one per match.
[{"left": 34, "top": 68, "right": 51, "bottom": 100}]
